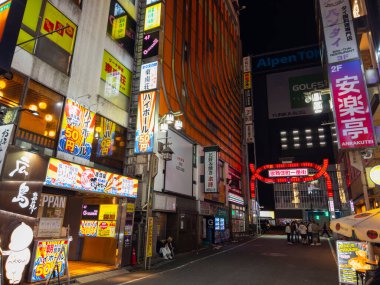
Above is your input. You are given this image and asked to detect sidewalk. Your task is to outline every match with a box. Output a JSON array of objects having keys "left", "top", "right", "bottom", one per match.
[{"left": 72, "top": 234, "right": 256, "bottom": 284}]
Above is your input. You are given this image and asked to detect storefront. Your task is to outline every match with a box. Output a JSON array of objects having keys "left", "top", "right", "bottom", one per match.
[
  {"left": 227, "top": 167, "right": 246, "bottom": 236},
  {"left": 0, "top": 147, "right": 138, "bottom": 284}
]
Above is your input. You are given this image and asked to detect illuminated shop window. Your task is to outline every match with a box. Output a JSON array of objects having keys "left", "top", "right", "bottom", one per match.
[{"left": 16, "top": 80, "right": 64, "bottom": 154}]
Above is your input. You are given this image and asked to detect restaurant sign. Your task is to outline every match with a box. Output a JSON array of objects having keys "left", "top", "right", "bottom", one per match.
[
  {"left": 328, "top": 59, "right": 376, "bottom": 149},
  {"left": 204, "top": 146, "right": 219, "bottom": 193},
  {"left": 44, "top": 158, "right": 138, "bottom": 198}
]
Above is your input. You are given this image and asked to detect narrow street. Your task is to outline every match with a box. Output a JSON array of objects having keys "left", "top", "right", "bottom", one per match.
[{"left": 83, "top": 235, "right": 338, "bottom": 285}]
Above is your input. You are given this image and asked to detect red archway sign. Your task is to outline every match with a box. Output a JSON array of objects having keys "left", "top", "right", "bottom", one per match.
[{"left": 249, "top": 159, "right": 333, "bottom": 199}]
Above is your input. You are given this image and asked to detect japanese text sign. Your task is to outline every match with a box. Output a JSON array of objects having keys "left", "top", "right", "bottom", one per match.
[
  {"left": 268, "top": 168, "right": 309, "bottom": 177},
  {"left": 139, "top": 61, "right": 158, "bottom": 91},
  {"left": 135, "top": 91, "right": 156, "bottom": 154},
  {"left": 101, "top": 50, "right": 132, "bottom": 97},
  {"left": 58, "top": 99, "right": 95, "bottom": 160},
  {"left": 204, "top": 149, "right": 218, "bottom": 193},
  {"left": 0, "top": 124, "right": 13, "bottom": 176},
  {"left": 44, "top": 158, "right": 138, "bottom": 198},
  {"left": 79, "top": 220, "right": 98, "bottom": 237},
  {"left": 243, "top": 72, "right": 251, "bottom": 90},
  {"left": 41, "top": 2, "right": 76, "bottom": 54},
  {"left": 319, "top": 0, "right": 358, "bottom": 63},
  {"left": 144, "top": 3, "right": 161, "bottom": 31},
  {"left": 328, "top": 59, "right": 376, "bottom": 149},
  {"left": 142, "top": 31, "right": 159, "bottom": 59},
  {"left": 29, "top": 239, "right": 69, "bottom": 282}
]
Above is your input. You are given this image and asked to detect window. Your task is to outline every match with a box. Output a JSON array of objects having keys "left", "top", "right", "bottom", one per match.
[
  {"left": 91, "top": 115, "right": 126, "bottom": 171},
  {"left": 17, "top": 0, "right": 77, "bottom": 74}
]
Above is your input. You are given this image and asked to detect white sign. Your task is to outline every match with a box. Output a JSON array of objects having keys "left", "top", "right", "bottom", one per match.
[
  {"left": 205, "top": 150, "right": 218, "bottom": 193},
  {"left": 243, "top": 56, "right": 251, "bottom": 73},
  {"left": 319, "top": 0, "right": 359, "bottom": 63},
  {"left": 244, "top": 107, "right": 252, "bottom": 124},
  {"left": 328, "top": 199, "right": 335, "bottom": 212},
  {"left": 0, "top": 124, "right": 14, "bottom": 176},
  {"left": 140, "top": 61, "right": 158, "bottom": 91},
  {"left": 268, "top": 168, "right": 309, "bottom": 177},
  {"left": 37, "top": 218, "right": 63, "bottom": 237}
]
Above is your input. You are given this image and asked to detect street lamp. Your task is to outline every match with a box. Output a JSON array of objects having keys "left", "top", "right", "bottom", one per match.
[
  {"left": 161, "top": 145, "right": 174, "bottom": 161},
  {"left": 159, "top": 111, "right": 183, "bottom": 132}
]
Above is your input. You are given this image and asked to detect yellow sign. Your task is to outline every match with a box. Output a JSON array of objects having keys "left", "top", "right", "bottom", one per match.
[
  {"left": 112, "top": 15, "right": 127, "bottom": 40},
  {"left": 97, "top": 220, "right": 117, "bottom": 237},
  {"left": 243, "top": 72, "right": 252, "bottom": 90},
  {"left": 146, "top": 217, "right": 153, "bottom": 257},
  {"left": 369, "top": 165, "right": 380, "bottom": 186},
  {"left": 40, "top": 2, "right": 77, "bottom": 54},
  {"left": 126, "top": 203, "right": 135, "bottom": 213},
  {"left": 101, "top": 50, "right": 132, "bottom": 96},
  {"left": 144, "top": 3, "right": 161, "bottom": 31},
  {"left": 99, "top": 204, "right": 118, "bottom": 220},
  {"left": 79, "top": 220, "right": 98, "bottom": 237}
]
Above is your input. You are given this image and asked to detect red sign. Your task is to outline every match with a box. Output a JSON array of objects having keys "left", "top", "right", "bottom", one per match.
[{"left": 329, "top": 59, "right": 376, "bottom": 149}]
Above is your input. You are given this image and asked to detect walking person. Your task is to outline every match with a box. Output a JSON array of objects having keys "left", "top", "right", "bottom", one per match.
[
  {"left": 311, "top": 221, "right": 320, "bottom": 246},
  {"left": 298, "top": 222, "right": 308, "bottom": 245},
  {"left": 290, "top": 221, "right": 297, "bottom": 243},
  {"left": 321, "top": 222, "right": 331, "bottom": 238},
  {"left": 285, "top": 222, "right": 292, "bottom": 244},
  {"left": 307, "top": 221, "right": 313, "bottom": 244}
]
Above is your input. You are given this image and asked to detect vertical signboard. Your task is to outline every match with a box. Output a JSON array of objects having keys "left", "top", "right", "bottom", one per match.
[
  {"left": 319, "top": 0, "right": 358, "bottom": 63},
  {"left": 328, "top": 59, "right": 376, "bottom": 149},
  {"left": 96, "top": 117, "right": 116, "bottom": 157},
  {"left": 144, "top": 3, "right": 161, "bottom": 31},
  {"left": 146, "top": 217, "right": 153, "bottom": 257},
  {"left": 204, "top": 146, "right": 219, "bottom": 193},
  {"left": 58, "top": 99, "right": 96, "bottom": 160},
  {"left": 135, "top": 91, "right": 156, "bottom": 154},
  {"left": 0, "top": 124, "right": 13, "bottom": 176},
  {"left": 142, "top": 31, "right": 159, "bottom": 59},
  {"left": 139, "top": 61, "right": 158, "bottom": 91}
]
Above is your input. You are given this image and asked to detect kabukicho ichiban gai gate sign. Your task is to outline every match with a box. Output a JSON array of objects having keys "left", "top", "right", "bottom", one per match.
[{"left": 249, "top": 159, "right": 335, "bottom": 216}]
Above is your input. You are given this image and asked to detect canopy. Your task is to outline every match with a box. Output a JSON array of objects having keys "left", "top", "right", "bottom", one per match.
[{"left": 330, "top": 208, "right": 380, "bottom": 243}]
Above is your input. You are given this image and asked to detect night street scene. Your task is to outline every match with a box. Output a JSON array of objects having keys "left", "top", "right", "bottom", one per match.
[{"left": 1, "top": 0, "right": 380, "bottom": 285}]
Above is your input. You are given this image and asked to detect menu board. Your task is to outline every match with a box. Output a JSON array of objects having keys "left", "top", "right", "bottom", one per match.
[
  {"left": 336, "top": 240, "right": 370, "bottom": 284},
  {"left": 97, "top": 220, "right": 116, "bottom": 237},
  {"left": 79, "top": 220, "right": 98, "bottom": 237},
  {"left": 29, "top": 239, "right": 69, "bottom": 282}
]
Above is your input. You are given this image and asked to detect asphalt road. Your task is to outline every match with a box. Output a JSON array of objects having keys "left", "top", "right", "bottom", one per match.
[{"left": 84, "top": 235, "right": 338, "bottom": 285}]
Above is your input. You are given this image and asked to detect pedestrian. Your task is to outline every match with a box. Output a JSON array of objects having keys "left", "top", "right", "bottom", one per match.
[
  {"left": 307, "top": 221, "right": 313, "bottom": 244},
  {"left": 295, "top": 222, "right": 300, "bottom": 243},
  {"left": 290, "top": 221, "right": 297, "bottom": 243},
  {"left": 321, "top": 222, "right": 330, "bottom": 238},
  {"left": 298, "top": 222, "right": 308, "bottom": 244},
  {"left": 159, "top": 236, "right": 174, "bottom": 259},
  {"left": 285, "top": 222, "right": 292, "bottom": 244},
  {"left": 311, "top": 221, "right": 320, "bottom": 246}
]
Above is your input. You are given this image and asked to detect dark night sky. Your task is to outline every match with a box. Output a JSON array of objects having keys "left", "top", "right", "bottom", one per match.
[{"left": 239, "top": 0, "right": 318, "bottom": 56}]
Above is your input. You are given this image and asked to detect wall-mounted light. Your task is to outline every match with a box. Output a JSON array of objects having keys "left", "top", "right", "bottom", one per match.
[
  {"left": 160, "top": 111, "right": 183, "bottom": 132},
  {"left": 161, "top": 145, "right": 174, "bottom": 161}
]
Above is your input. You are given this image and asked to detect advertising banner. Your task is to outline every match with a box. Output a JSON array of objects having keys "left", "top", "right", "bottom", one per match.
[
  {"left": 336, "top": 240, "right": 369, "bottom": 284},
  {"left": 96, "top": 117, "right": 116, "bottom": 157},
  {"left": 81, "top": 204, "right": 100, "bottom": 220},
  {"left": 140, "top": 61, "right": 158, "bottom": 91},
  {"left": 97, "top": 220, "right": 116, "bottom": 237},
  {"left": 134, "top": 91, "right": 156, "bottom": 154},
  {"left": 204, "top": 148, "right": 218, "bottom": 193},
  {"left": 101, "top": 50, "right": 132, "bottom": 97},
  {"left": 243, "top": 72, "right": 251, "bottom": 90},
  {"left": 58, "top": 99, "right": 95, "bottom": 160},
  {"left": 45, "top": 158, "right": 138, "bottom": 198},
  {"left": 29, "top": 239, "right": 69, "bottom": 282},
  {"left": 40, "top": 2, "right": 76, "bottom": 54},
  {"left": 79, "top": 220, "right": 98, "bottom": 237},
  {"left": 319, "top": 0, "right": 358, "bottom": 63},
  {"left": 146, "top": 217, "right": 153, "bottom": 257},
  {"left": 328, "top": 59, "right": 376, "bottom": 149},
  {"left": 0, "top": 0, "right": 11, "bottom": 41},
  {"left": 144, "top": 3, "right": 161, "bottom": 31}
]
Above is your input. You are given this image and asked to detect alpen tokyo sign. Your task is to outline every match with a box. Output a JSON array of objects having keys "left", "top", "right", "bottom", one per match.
[{"left": 328, "top": 59, "right": 376, "bottom": 149}]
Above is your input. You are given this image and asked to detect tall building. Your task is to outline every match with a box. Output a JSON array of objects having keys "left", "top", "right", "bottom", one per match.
[
  {"left": 125, "top": 0, "right": 244, "bottom": 259},
  {"left": 315, "top": 0, "right": 380, "bottom": 213},
  {"left": 0, "top": 0, "right": 244, "bottom": 283}
]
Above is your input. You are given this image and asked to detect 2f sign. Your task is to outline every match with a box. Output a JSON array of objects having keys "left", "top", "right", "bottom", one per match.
[{"left": 331, "top": 64, "right": 343, "bottom": 73}]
